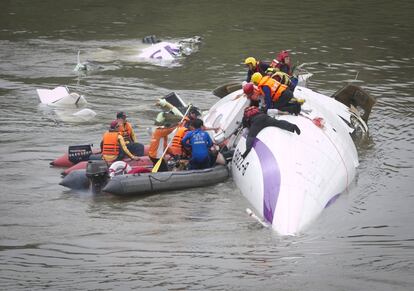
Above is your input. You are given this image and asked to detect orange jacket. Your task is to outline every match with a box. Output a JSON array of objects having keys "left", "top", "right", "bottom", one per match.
[
  {"left": 102, "top": 132, "right": 120, "bottom": 156},
  {"left": 148, "top": 126, "right": 176, "bottom": 159},
  {"left": 168, "top": 126, "right": 188, "bottom": 156},
  {"left": 101, "top": 131, "right": 136, "bottom": 162},
  {"left": 118, "top": 122, "right": 136, "bottom": 143},
  {"left": 258, "top": 76, "right": 288, "bottom": 102}
]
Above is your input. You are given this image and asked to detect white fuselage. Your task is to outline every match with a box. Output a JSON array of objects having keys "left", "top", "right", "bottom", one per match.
[
  {"left": 204, "top": 85, "right": 360, "bottom": 235},
  {"left": 137, "top": 41, "right": 181, "bottom": 61}
]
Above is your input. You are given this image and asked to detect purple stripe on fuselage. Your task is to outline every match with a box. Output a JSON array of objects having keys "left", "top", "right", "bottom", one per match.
[
  {"left": 253, "top": 138, "right": 281, "bottom": 224},
  {"left": 325, "top": 193, "right": 340, "bottom": 208}
]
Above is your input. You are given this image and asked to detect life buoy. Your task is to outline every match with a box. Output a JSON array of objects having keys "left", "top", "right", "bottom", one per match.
[{"left": 108, "top": 161, "right": 132, "bottom": 178}]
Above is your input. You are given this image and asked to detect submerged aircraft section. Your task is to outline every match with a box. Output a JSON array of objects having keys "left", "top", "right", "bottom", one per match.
[{"left": 203, "top": 83, "right": 373, "bottom": 235}]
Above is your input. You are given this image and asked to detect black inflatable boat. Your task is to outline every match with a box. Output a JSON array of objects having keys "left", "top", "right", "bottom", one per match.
[{"left": 103, "top": 165, "right": 229, "bottom": 196}]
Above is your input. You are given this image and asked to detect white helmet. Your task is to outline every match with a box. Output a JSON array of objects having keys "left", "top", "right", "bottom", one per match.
[{"left": 108, "top": 161, "right": 132, "bottom": 178}]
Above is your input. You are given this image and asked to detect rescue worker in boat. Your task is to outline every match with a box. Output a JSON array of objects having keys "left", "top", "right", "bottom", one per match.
[
  {"left": 244, "top": 57, "right": 270, "bottom": 83},
  {"left": 116, "top": 111, "right": 136, "bottom": 142},
  {"left": 270, "top": 50, "right": 292, "bottom": 76},
  {"left": 250, "top": 72, "right": 303, "bottom": 115},
  {"left": 116, "top": 111, "right": 145, "bottom": 156},
  {"left": 101, "top": 120, "right": 141, "bottom": 163},
  {"left": 168, "top": 107, "right": 201, "bottom": 158},
  {"left": 240, "top": 106, "right": 301, "bottom": 159},
  {"left": 181, "top": 118, "right": 214, "bottom": 170},
  {"left": 148, "top": 113, "right": 178, "bottom": 172}
]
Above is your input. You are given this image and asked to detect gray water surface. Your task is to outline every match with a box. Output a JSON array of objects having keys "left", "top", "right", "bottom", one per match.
[{"left": 1, "top": 0, "right": 413, "bottom": 290}]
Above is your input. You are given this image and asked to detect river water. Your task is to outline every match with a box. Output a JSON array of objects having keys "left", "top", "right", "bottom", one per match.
[{"left": 1, "top": 0, "right": 413, "bottom": 290}]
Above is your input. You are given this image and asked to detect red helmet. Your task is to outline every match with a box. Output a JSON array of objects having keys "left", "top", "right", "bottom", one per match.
[
  {"left": 276, "top": 50, "right": 289, "bottom": 62},
  {"left": 110, "top": 120, "right": 119, "bottom": 129},
  {"left": 243, "top": 106, "right": 260, "bottom": 119},
  {"left": 243, "top": 83, "right": 254, "bottom": 96}
]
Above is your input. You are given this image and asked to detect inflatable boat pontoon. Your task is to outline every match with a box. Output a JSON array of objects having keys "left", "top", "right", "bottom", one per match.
[{"left": 103, "top": 165, "right": 229, "bottom": 196}]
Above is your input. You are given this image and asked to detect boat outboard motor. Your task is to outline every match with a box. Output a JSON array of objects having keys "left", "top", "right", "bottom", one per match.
[{"left": 86, "top": 160, "right": 109, "bottom": 193}]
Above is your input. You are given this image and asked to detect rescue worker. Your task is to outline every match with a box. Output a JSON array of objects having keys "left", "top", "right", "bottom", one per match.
[
  {"left": 244, "top": 57, "right": 270, "bottom": 83},
  {"left": 116, "top": 111, "right": 145, "bottom": 156},
  {"left": 181, "top": 119, "right": 214, "bottom": 170},
  {"left": 168, "top": 107, "right": 210, "bottom": 160},
  {"left": 188, "top": 107, "right": 201, "bottom": 122},
  {"left": 168, "top": 107, "right": 200, "bottom": 158},
  {"left": 243, "top": 82, "right": 263, "bottom": 108},
  {"left": 116, "top": 111, "right": 136, "bottom": 142},
  {"left": 265, "top": 67, "right": 296, "bottom": 91},
  {"left": 101, "top": 120, "right": 141, "bottom": 163},
  {"left": 251, "top": 72, "right": 302, "bottom": 115},
  {"left": 148, "top": 117, "right": 178, "bottom": 172},
  {"left": 241, "top": 106, "right": 301, "bottom": 159},
  {"left": 270, "top": 50, "right": 292, "bottom": 75}
]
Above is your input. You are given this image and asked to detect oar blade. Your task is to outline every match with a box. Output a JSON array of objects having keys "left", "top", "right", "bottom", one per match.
[{"left": 151, "top": 158, "right": 162, "bottom": 173}]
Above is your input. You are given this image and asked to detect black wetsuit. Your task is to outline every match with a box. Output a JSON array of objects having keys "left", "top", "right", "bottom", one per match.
[
  {"left": 242, "top": 113, "right": 301, "bottom": 158},
  {"left": 246, "top": 61, "right": 270, "bottom": 82}
]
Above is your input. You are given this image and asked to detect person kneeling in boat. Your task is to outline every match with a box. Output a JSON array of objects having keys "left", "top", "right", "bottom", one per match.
[
  {"left": 116, "top": 111, "right": 145, "bottom": 157},
  {"left": 241, "top": 106, "right": 301, "bottom": 159},
  {"left": 148, "top": 115, "right": 178, "bottom": 172},
  {"left": 101, "top": 120, "right": 141, "bottom": 163},
  {"left": 181, "top": 119, "right": 214, "bottom": 170},
  {"left": 250, "top": 72, "right": 303, "bottom": 115}
]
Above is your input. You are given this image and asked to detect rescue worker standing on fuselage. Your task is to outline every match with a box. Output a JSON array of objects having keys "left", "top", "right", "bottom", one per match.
[
  {"left": 241, "top": 106, "right": 301, "bottom": 159},
  {"left": 181, "top": 119, "right": 213, "bottom": 170},
  {"left": 101, "top": 120, "right": 141, "bottom": 163}
]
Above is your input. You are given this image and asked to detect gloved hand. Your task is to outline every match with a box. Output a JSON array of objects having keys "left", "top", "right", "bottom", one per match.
[
  {"left": 293, "top": 125, "right": 301, "bottom": 135},
  {"left": 241, "top": 151, "right": 249, "bottom": 159}
]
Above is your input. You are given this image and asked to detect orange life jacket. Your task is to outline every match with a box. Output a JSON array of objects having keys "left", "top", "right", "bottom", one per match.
[
  {"left": 102, "top": 132, "right": 120, "bottom": 156},
  {"left": 258, "top": 76, "right": 288, "bottom": 102},
  {"left": 118, "top": 122, "right": 134, "bottom": 142},
  {"left": 169, "top": 126, "right": 188, "bottom": 156},
  {"left": 148, "top": 127, "right": 175, "bottom": 159}
]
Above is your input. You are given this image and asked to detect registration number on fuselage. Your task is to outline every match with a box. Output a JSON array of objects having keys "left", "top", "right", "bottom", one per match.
[{"left": 233, "top": 148, "right": 250, "bottom": 176}]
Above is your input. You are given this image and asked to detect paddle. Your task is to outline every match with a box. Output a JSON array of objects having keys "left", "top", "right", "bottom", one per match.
[{"left": 152, "top": 105, "right": 192, "bottom": 173}]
